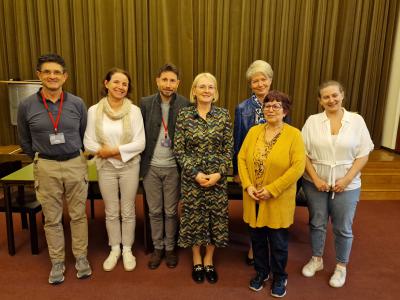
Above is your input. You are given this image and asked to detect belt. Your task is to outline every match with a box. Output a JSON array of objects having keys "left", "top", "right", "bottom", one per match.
[
  {"left": 312, "top": 159, "right": 353, "bottom": 198},
  {"left": 38, "top": 151, "right": 80, "bottom": 161}
]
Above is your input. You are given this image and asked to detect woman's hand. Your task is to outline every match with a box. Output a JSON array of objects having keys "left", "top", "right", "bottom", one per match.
[
  {"left": 313, "top": 177, "right": 330, "bottom": 192},
  {"left": 96, "top": 145, "right": 118, "bottom": 159},
  {"left": 255, "top": 188, "right": 272, "bottom": 201},
  {"left": 333, "top": 176, "right": 351, "bottom": 193},
  {"left": 195, "top": 172, "right": 209, "bottom": 186},
  {"left": 196, "top": 172, "right": 221, "bottom": 187},
  {"left": 206, "top": 173, "right": 221, "bottom": 187},
  {"left": 246, "top": 185, "right": 260, "bottom": 201}
]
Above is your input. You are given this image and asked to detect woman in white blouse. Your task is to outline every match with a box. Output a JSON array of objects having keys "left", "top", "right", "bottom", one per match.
[
  {"left": 84, "top": 68, "right": 145, "bottom": 272},
  {"left": 301, "top": 80, "right": 373, "bottom": 288}
]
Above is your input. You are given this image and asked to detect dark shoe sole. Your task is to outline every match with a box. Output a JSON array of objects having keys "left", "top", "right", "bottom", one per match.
[
  {"left": 77, "top": 272, "right": 92, "bottom": 279},
  {"left": 49, "top": 275, "right": 65, "bottom": 285},
  {"left": 166, "top": 263, "right": 178, "bottom": 268},
  {"left": 148, "top": 263, "right": 161, "bottom": 270}
]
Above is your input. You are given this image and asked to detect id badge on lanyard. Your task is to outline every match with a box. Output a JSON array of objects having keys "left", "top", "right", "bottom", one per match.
[
  {"left": 42, "top": 91, "right": 66, "bottom": 145},
  {"left": 161, "top": 116, "right": 171, "bottom": 148}
]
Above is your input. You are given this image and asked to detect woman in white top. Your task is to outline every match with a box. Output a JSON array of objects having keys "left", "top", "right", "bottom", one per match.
[
  {"left": 84, "top": 68, "right": 145, "bottom": 272},
  {"left": 301, "top": 80, "right": 373, "bottom": 288}
]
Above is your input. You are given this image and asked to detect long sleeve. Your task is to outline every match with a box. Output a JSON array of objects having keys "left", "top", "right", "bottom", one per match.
[
  {"left": 218, "top": 110, "right": 233, "bottom": 176},
  {"left": 233, "top": 105, "right": 242, "bottom": 175},
  {"left": 17, "top": 102, "right": 34, "bottom": 158},
  {"left": 265, "top": 131, "right": 306, "bottom": 197},
  {"left": 83, "top": 106, "right": 101, "bottom": 154},
  {"left": 118, "top": 106, "right": 146, "bottom": 162},
  {"left": 79, "top": 100, "right": 88, "bottom": 146},
  {"left": 173, "top": 109, "right": 201, "bottom": 179},
  {"left": 238, "top": 127, "right": 254, "bottom": 190}
]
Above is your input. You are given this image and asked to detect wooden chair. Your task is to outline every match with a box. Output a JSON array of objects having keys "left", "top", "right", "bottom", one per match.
[{"left": 0, "top": 160, "right": 42, "bottom": 254}]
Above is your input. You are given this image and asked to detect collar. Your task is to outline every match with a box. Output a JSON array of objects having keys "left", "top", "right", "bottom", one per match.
[
  {"left": 192, "top": 104, "right": 217, "bottom": 118},
  {"left": 250, "top": 94, "right": 263, "bottom": 108},
  {"left": 37, "top": 88, "right": 65, "bottom": 103},
  {"left": 321, "top": 108, "right": 351, "bottom": 123}
]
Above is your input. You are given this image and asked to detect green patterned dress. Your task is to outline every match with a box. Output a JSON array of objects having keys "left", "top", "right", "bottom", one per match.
[{"left": 174, "top": 105, "right": 233, "bottom": 248}]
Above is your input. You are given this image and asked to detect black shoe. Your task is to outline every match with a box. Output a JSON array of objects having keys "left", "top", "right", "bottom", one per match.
[
  {"left": 192, "top": 264, "right": 205, "bottom": 283},
  {"left": 249, "top": 272, "right": 269, "bottom": 291},
  {"left": 204, "top": 265, "right": 218, "bottom": 284},
  {"left": 165, "top": 250, "right": 178, "bottom": 268},
  {"left": 246, "top": 256, "right": 255, "bottom": 266},
  {"left": 148, "top": 249, "right": 164, "bottom": 270}
]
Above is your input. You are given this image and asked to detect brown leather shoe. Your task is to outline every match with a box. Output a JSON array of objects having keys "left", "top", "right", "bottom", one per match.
[
  {"left": 165, "top": 250, "right": 178, "bottom": 268},
  {"left": 148, "top": 249, "right": 164, "bottom": 269}
]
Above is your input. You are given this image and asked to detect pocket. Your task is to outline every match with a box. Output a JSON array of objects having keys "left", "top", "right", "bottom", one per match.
[{"left": 80, "top": 150, "right": 87, "bottom": 164}]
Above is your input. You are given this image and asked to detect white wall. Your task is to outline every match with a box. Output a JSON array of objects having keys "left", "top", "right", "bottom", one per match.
[{"left": 382, "top": 16, "right": 400, "bottom": 149}]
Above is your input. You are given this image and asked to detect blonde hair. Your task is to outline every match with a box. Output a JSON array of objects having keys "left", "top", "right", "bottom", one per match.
[
  {"left": 190, "top": 72, "right": 219, "bottom": 103},
  {"left": 246, "top": 60, "right": 273, "bottom": 81}
]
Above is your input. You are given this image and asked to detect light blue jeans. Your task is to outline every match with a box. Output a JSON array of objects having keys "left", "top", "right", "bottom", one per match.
[{"left": 302, "top": 179, "right": 360, "bottom": 264}]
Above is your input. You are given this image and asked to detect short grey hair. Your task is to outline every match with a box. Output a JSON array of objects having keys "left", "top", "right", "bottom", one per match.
[{"left": 246, "top": 60, "right": 273, "bottom": 81}]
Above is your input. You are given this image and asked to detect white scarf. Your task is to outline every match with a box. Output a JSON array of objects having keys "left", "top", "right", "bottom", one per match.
[{"left": 95, "top": 97, "right": 133, "bottom": 145}]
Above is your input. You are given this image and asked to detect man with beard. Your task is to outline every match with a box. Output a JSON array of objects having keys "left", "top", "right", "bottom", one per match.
[
  {"left": 17, "top": 53, "right": 91, "bottom": 284},
  {"left": 140, "top": 63, "right": 189, "bottom": 269}
]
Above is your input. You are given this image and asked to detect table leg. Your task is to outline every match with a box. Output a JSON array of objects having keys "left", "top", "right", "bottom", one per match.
[
  {"left": 5, "top": 185, "right": 16, "bottom": 255},
  {"left": 142, "top": 191, "right": 152, "bottom": 254}
]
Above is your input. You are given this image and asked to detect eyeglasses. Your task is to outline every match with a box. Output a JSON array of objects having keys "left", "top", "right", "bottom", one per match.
[
  {"left": 39, "top": 70, "right": 64, "bottom": 76},
  {"left": 263, "top": 103, "right": 282, "bottom": 111},
  {"left": 197, "top": 84, "right": 215, "bottom": 91}
]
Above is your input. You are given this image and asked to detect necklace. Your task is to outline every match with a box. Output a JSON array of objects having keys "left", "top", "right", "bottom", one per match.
[{"left": 265, "top": 123, "right": 283, "bottom": 143}]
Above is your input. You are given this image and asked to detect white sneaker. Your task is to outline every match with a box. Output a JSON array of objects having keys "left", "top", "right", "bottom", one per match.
[
  {"left": 103, "top": 250, "right": 121, "bottom": 271},
  {"left": 329, "top": 265, "right": 346, "bottom": 288},
  {"left": 122, "top": 251, "right": 136, "bottom": 271},
  {"left": 302, "top": 257, "right": 323, "bottom": 277}
]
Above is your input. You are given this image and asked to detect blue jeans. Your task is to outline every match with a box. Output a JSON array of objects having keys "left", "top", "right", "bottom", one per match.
[{"left": 302, "top": 179, "right": 360, "bottom": 263}]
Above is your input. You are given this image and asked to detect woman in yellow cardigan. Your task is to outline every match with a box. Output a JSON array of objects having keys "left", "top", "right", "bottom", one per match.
[{"left": 238, "top": 90, "right": 305, "bottom": 298}]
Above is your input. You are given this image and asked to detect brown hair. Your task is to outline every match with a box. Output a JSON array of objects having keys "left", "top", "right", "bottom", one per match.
[
  {"left": 101, "top": 68, "right": 132, "bottom": 97},
  {"left": 263, "top": 90, "right": 291, "bottom": 114},
  {"left": 157, "top": 63, "right": 180, "bottom": 79}
]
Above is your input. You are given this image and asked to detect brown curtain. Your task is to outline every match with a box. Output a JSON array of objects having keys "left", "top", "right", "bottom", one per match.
[{"left": 0, "top": 0, "right": 399, "bottom": 147}]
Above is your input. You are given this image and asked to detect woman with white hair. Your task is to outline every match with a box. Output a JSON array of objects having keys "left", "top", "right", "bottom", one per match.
[
  {"left": 233, "top": 60, "right": 274, "bottom": 265},
  {"left": 174, "top": 72, "right": 233, "bottom": 284}
]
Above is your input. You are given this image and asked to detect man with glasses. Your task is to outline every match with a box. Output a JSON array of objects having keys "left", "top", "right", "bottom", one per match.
[
  {"left": 17, "top": 53, "right": 91, "bottom": 284},
  {"left": 140, "top": 63, "right": 189, "bottom": 269}
]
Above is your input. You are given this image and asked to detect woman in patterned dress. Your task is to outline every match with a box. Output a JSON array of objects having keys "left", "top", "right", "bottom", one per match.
[
  {"left": 174, "top": 72, "right": 233, "bottom": 284},
  {"left": 238, "top": 91, "right": 305, "bottom": 297}
]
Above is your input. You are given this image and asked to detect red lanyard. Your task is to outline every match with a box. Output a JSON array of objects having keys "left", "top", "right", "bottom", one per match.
[
  {"left": 161, "top": 116, "right": 168, "bottom": 139},
  {"left": 41, "top": 91, "right": 64, "bottom": 133}
]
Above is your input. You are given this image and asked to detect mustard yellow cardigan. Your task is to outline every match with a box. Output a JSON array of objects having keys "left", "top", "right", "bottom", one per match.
[{"left": 238, "top": 123, "right": 306, "bottom": 229}]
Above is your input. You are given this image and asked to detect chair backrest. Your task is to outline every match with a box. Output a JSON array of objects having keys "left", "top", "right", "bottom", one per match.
[{"left": 0, "top": 160, "right": 22, "bottom": 178}]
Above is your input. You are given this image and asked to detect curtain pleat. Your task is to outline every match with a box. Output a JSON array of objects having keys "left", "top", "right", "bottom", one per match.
[{"left": 0, "top": 0, "right": 398, "bottom": 147}]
